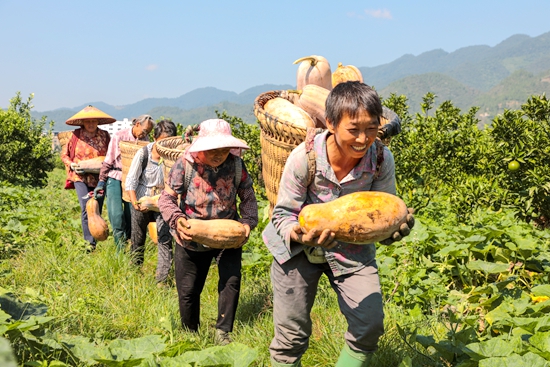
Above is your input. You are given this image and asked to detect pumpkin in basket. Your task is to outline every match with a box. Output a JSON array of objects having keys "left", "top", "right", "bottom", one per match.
[
  {"left": 294, "top": 55, "right": 332, "bottom": 91},
  {"left": 331, "top": 62, "right": 364, "bottom": 88},
  {"left": 264, "top": 97, "right": 315, "bottom": 129},
  {"left": 294, "top": 85, "right": 330, "bottom": 128}
]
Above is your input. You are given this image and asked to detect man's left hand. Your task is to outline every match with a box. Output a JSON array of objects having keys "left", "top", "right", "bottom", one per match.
[{"left": 380, "top": 208, "right": 415, "bottom": 245}]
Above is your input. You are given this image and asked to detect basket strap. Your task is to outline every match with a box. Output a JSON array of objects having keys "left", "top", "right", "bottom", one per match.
[
  {"left": 140, "top": 146, "right": 149, "bottom": 173},
  {"left": 305, "top": 128, "right": 324, "bottom": 187},
  {"left": 234, "top": 155, "right": 242, "bottom": 190}
]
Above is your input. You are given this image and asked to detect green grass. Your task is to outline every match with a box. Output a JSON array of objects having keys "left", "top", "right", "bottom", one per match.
[{"left": 0, "top": 168, "right": 443, "bottom": 366}]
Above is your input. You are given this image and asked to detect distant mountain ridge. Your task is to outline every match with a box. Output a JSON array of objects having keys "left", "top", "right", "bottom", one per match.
[{"left": 35, "top": 31, "right": 550, "bottom": 131}]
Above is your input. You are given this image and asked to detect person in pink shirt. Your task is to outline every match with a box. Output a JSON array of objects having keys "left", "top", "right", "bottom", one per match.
[{"left": 94, "top": 115, "right": 154, "bottom": 251}]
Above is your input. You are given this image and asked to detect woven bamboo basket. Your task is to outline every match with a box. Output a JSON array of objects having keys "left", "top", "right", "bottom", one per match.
[
  {"left": 156, "top": 136, "right": 187, "bottom": 179},
  {"left": 120, "top": 140, "right": 149, "bottom": 202},
  {"left": 57, "top": 131, "right": 74, "bottom": 151},
  {"left": 254, "top": 90, "right": 308, "bottom": 214}
]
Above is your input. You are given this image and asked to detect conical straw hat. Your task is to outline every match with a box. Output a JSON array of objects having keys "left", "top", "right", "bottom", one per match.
[{"left": 65, "top": 105, "right": 116, "bottom": 126}]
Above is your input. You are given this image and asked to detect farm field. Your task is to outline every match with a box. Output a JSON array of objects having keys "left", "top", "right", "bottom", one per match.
[{"left": 1, "top": 92, "right": 550, "bottom": 366}]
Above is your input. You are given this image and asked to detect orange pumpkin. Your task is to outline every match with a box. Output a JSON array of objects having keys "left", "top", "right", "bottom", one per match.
[
  {"left": 86, "top": 198, "right": 109, "bottom": 241},
  {"left": 178, "top": 218, "right": 247, "bottom": 249},
  {"left": 294, "top": 55, "right": 332, "bottom": 91},
  {"left": 148, "top": 222, "right": 158, "bottom": 244},
  {"left": 298, "top": 192, "right": 408, "bottom": 244},
  {"left": 295, "top": 84, "right": 330, "bottom": 128},
  {"left": 138, "top": 195, "right": 160, "bottom": 212},
  {"left": 331, "top": 62, "right": 364, "bottom": 88}
]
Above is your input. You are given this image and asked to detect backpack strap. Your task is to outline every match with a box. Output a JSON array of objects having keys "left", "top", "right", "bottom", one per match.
[
  {"left": 140, "top": 145, "right": 149, "bottom": 173},
  {"left": 183, "top": 159, "right": 194, "bottom": 194},
  {"left": 373, "top": 139, "right": 386, "bottom": 180},
  {"left": 233, "top": 155, "right": 242, "bottom": 189},
  {"left": 305, "top": 128, "right": 324, "bottom": 187}
]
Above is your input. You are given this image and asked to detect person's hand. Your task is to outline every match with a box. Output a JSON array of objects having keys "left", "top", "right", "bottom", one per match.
[
  {"left": 93, "top": 181, "right": 106, "bottom": 200},
  {"left": 176, "top": 217, "right": 193, "bottom": 241},
  {"left": 74, "top": 166, "right": 85, "bottom": 175},
  {"left": 379, "top": 208, "right": 415, "bottom": 245},
  {"left": 291, "top": 225, "right": 338, "bottom": 249},
  {"left": 232, "top": 223, "right": 251, "bottom": 248}
]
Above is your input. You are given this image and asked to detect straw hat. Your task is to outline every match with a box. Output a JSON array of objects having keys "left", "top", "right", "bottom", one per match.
[
  {"left": 65, "top": 105, "right": 116, "bottom": 126},
  {"left": 187, "top": 119, "right": 250, "bottom": 153}
]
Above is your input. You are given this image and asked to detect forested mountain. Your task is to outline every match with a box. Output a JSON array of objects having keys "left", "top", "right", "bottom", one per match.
[{"left": 34, "top": 31, "right": 550, "bottom": 131}]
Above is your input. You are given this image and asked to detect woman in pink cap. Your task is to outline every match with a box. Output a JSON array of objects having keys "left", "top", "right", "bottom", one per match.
[{"left": 158, "top": 119, "right": 258, "bottom": 345}]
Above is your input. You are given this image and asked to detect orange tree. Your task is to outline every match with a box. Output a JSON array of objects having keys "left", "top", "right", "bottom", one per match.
[
  {"left": 486, "top": 94, "right": 550, "bottom": 226},
  {"left": 384, "top": 93, "right": 491, "bottom": 220},
  {"left": 0, "top": 92, "right": 55, "bottom": 187}
]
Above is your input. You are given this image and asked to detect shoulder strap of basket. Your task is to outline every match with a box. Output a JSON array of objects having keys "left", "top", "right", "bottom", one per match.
[
  {"left": 182, "top": 155, "right": 242, "bottom": 194},
  {"left": 373, "top": 139, "right": 385, "bottom": 180},
  {"left": 68, "top": 129, "right": 81, "bottom": 160},
  {"left": 305, "top": 128, "right": 324, "bottom": 187},
  {"left": 305, "top": 130, "right": 386, "bottom": 186},
  {"left": 140, "top": 145, "right": 149, "bottom": 172}
]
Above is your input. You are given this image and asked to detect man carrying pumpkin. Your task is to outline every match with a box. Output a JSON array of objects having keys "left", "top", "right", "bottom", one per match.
[{"left": 262, "top": 81, "right": 415, "bottom": 367}]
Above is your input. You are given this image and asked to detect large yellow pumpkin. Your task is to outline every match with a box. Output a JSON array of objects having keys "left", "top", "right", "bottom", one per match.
[{"left": 298, "top": 192, "right": 408, "bottom": 244}]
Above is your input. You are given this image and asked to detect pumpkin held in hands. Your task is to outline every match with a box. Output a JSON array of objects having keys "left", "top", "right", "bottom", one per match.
[
  {"left": 178, "top": 218, "right": 247, "bottom": 249},
  {"left": 86, "top": 198, "right": 109, "bottom": 241},
  {"left": 298, "top": 191, "right": 408, "bottom": 244},
  {"left": 138, "top": 194, "right": 160, "bottom": 212}
]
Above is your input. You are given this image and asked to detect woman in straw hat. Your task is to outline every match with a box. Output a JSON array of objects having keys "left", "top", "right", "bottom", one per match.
[
  {"left": 158, "top": 118, "right": 259, "bottom": 345},
  {"left": 61, "top": 105, "right": 114, "bottom": 251}
]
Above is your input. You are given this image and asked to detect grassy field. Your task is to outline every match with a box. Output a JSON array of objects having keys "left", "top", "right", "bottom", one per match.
[{"left": 0, "top": 168, "right": 446, "bottom": 366}]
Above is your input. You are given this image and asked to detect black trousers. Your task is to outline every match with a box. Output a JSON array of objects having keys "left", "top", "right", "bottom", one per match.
[{"left": 174, "top": 244, "right": 242, "bottom": 332}]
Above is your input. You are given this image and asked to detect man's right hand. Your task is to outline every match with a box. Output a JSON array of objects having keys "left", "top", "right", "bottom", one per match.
[
  {"left": 290, "top": 225, "right": 338, "bottom": 249},
  {"left": 94, "top": 181, "right": 106, "bottom": 200}
]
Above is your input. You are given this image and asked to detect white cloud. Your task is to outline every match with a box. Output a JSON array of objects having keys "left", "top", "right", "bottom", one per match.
[
  {"left": 145, "top": 64, "right": 158, "bottom": 71},
  {"left": 364, "top": 9, "right": 392, "bottom": 19}
]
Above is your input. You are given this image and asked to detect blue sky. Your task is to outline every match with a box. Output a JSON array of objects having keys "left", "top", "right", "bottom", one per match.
[{"left": 2, "top": 0, "right": 549, "bottom": 112}]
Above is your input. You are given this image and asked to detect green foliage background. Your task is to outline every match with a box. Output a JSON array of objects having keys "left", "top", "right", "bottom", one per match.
[
  {"left": 1, "top": 91, "right": 550, "bottom": 366},
  {"left": 0, "top": 93, "right": 55, "bottom": 186}
]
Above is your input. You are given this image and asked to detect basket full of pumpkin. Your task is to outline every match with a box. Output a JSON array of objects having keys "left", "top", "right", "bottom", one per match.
[{"left": 253, "top": 55, "right": 366, "bottom": 213}]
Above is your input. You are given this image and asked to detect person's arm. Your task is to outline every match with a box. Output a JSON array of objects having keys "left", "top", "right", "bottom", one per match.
[
  {"left": 158, "top": 156, "right": 188, "bottom": 242},
  {"left": 370, "top": 147, "right": 396, "bottom": 194},
  {"left": 270, "top": 145, "right": 336, "bottom": 249},
  {"left": 98, "top": 134, "right": 119, "bottom": 183},
  {"left": 371, "top": 148, "right": 415, "bottom": 244},
  {"left": 379, "top": 106, "right": 402, "bottom": 139}
]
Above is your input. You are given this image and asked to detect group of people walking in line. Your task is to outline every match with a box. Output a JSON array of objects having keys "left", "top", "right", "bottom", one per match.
[{"left": 61, "top": 81, "right": 414, "bottom": 367}]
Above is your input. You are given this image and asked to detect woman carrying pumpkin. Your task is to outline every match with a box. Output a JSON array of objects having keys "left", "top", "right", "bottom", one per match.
[
  {"left": 158, "top": 119, "right": 258, "bottom": 345},
  {"left": 262, "top": 81, "right": 415, "bottom": 367},
  {"left": 125, "top": 119, "right": 177, "bottom": 285},
  {"left": 61, "top": 105, "right": 113, "bottom": 252}
]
